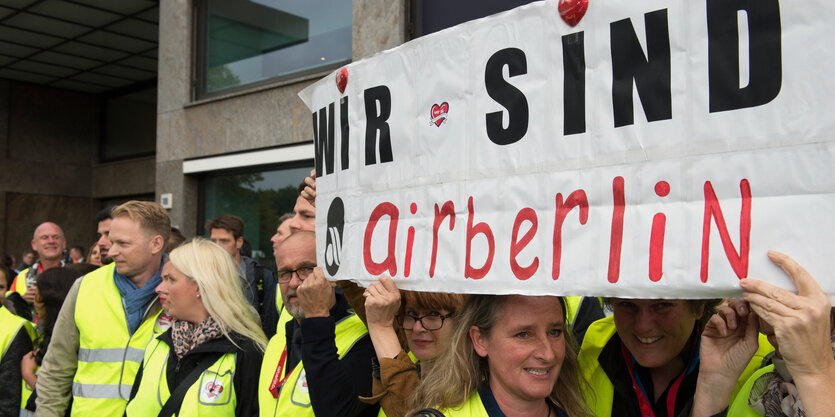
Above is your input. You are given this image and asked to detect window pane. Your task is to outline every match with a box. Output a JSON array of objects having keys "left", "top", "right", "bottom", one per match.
[
  {"left": 201, "top": 0, "right": 352, "bottom": 94},
  {"left": 101, "top": 87, "right": 156, "bottom": 161},
  {"left": 201, "top": 163, "right": 312, "bottom": 268}
]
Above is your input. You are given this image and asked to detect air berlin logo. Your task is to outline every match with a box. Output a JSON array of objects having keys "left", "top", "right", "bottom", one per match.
[{"left": 325, "top": 197, "right": 345, "bottom": 275}]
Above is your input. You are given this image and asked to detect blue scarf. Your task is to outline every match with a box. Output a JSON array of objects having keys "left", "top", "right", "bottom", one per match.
[{"left": 113, "top": 255, "right": 165, "bottom": 334}]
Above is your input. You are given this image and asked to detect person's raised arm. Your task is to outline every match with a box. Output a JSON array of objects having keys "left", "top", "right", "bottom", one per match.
[
  {"left": 691, "top": 300, "right": 760, "bottom": 417},
  {"left": 364, "top": 276, "right": 402, "bottom": 360},
  {"left": 742, "top": 251, "right": 835, "bottom": 417}
]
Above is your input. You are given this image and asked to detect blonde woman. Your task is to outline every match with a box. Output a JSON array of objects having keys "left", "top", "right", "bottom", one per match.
[
  {"left": 410, "top": 294, "right": 591, "bottom": 417},
  {"left": 125, "top": 238, "right": 267, "bottom": 417}
]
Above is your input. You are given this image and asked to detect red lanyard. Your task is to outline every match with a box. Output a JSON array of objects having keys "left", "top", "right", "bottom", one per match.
[
  {"left": 619, "top": 336, "right": 700, "bottom": 417},
  {"left": 268, "top": 347, "right": 293, "bottom": 398}
]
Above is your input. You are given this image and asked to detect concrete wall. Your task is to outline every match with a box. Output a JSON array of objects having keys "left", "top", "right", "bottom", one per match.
[
  {"left": 0, "top": 79, "right": 155, "bottom": 261},
  {"left": 156, "top": 0, "right": 407, "bottom": 237}
]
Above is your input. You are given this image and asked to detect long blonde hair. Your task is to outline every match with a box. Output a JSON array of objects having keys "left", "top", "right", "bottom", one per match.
[
  {"left": 168, "top": 238, "right": 267, "bottom": 351},
  {"left": 410, "top": 294, "right": 592, "bottom": 417}
]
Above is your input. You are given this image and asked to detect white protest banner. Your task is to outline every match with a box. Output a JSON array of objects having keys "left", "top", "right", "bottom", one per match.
[{"left": 299, "top": 0, "right": 835, "bottom": 299}]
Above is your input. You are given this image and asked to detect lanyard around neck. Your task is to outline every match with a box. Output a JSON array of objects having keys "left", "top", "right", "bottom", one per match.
[{"left": 619, "top": 335, "right": 700, "bottom": 417}]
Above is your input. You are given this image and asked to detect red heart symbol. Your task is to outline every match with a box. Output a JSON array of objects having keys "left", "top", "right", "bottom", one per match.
[
  {"left": 335, "top": 68, "right": 348, "bottom": 94},
  {"left": 558, "top": 0, "right": 588, "bottom": 27},
  {"left": 430, "top": 102, "right": 449, "bottom": 127}
]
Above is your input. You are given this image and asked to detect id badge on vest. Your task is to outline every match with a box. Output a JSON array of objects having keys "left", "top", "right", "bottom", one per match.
[
  {"left": 198, "top": 369, "right": 233, "bottom": 406},
  {"left": 290, "top": 369, "right": 311, "bottom": 407}
]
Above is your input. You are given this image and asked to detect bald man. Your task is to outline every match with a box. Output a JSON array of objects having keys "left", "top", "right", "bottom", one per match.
[{"left": 6, "top": 222, "right": 67, "bottom": 308}]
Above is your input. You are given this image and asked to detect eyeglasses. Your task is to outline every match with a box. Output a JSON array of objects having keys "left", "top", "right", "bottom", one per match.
[
  {"left": 277, "top": 266, "right": 315, "bottom": 283},
  {"left": 398, "top": 311, "right": 453, "bottom": 331}
]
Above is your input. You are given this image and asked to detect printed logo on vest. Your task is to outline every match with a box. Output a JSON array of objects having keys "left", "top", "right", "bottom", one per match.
[
  {"left": 156, "top": 312, "right": 174, "bottom": 331},
  {"left": 297, "top": 369, "right": 309, "bottom": 394},
  {"left": 325, "top": 197, "right": 345, "bottom": 275},
  {"left": 200, "top": 380, "right": 224, "bottom": 403}
]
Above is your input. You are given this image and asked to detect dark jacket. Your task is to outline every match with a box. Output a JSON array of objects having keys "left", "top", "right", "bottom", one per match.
[
  {"left": 241, "top": 256, "right": 279, "bottom": 339},
  {"left": 129, "top": 328, "right": 263, "bottom": 417},
  {"left": 286, "top": 289, "right": 379, "bottom": 417}
]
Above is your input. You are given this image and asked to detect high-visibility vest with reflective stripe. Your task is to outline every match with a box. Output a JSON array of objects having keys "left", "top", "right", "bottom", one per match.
[
  {"left": 578, "top": 316, "right": 774, "bottom": 416},
  {"left": 0, "top": 306, "right": 36, "bottom": 416},
  {"left": 7, "top": 268, "right": 29, "bottom": 297},
  {"left": 258, "top": 309, "right": 369, "bottom": 417},
  {"left": 20, "top": 369, "right": 37, "bottom": 417},
  {"left": 72, "top": 263, "right": 166, "bottom": 416},
  {"left": 125, "top": 338, "right": 238, "bottom": 416},
  {"left": 726, "top": 364, "right": 772, "bottom": 417}
]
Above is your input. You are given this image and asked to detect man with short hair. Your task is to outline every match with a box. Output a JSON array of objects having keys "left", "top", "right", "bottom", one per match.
[
  {"left": 6, "top": 222, "right": 67, "bottom": 307},
  {"left": 207, "top": 214, "right": 279, "bottom": 337},
  {"left": 68, "top": 246, "right": 85, "bottom": 263},
  {"left": 287, "top": 179, "right": 316, "bottom": 233},
  {"left": 35, "top": 201, "right": 171, "bottom": 417},
  {"left": 258, "top": 231, "right": 377, "bottom": 417},
  {"left": 95, "top": 207, "right": 114, "bottom": 264}
]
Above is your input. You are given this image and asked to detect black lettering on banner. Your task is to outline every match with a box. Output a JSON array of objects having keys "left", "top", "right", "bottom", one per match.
[
  {"left": 484, "top": 47, "right": 530, "bottom": 145},
  {"left": 610, "top": 9, "right": 672, "bottom": 128},
  {"left": 707, "top": 0, "right": 782, "bottom": 113},
  {"left": 313, "top": 103, "right": 336, "bottom": 177},
  {"left": 340, "top": 97, "right": 349, "bottom": 170},
  {"left": 562, "top": 32, "right": 586, "bottom": 135},
  {"left": 364, "top": 85, "right": 394, "bottom": 166}
]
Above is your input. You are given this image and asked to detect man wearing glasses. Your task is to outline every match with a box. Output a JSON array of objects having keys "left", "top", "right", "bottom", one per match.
[{"left": 258, "top": 231, "right": 378, "bottom": 416}]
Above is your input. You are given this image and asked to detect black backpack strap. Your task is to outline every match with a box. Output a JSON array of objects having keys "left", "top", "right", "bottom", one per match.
[{"left": 157, "top": 352, "right": 224, "bottom": 417}]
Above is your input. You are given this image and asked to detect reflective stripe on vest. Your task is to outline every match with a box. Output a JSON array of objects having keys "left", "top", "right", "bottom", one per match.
[
  {"left": 126, "top": 338, "right": 238, "bottom": 417},
  {"left": 72, "top": 263, "right": 165, "bottom": 415},
  {"left": 20, "top": 367, "right": 37, "bottom": 417},
  {"left": 258, "top": 309, "right": 369, "bottom": 417},
  {"left": 577, "top": 316, "right": 775, "bottom": 417}
]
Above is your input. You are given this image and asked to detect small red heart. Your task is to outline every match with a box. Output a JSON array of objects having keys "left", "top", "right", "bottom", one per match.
[
  {"left": 558, "top": 0, "right": 588, "bottom": 27},
  {"left": 335, "top": 68, "right": 348, "bottom": 94},
  {"left": 430, "top": 102, "right": 449, "bottom": 127}
]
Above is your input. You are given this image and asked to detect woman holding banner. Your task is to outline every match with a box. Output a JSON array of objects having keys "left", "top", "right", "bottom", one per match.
[
  {"left": 577, "top": 294, "right": 772, "bottom": 417},
  {"left": 691, "top": 251, "right": 835, "bottom": 417},
  {"left": 361, "top": 276, "right": 465, "bottom": 417},
  {"left": 409, "top": 294, "right": 591, "bottom": 417}
]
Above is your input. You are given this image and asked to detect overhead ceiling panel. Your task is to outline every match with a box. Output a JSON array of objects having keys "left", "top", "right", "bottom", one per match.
[
  {"left": 9, "top": 60, "right": 79, "bottom": 78},
  {"left": 71, "top": 71, "right": 133, "bottom": 88},
  {"left": 0, "top": 41, "right": 38, "bottom": 58},
  {"left": 106, "top": 18, "right": 157, "bottom": 42},
  {"left": 0, "top": 56, "right": 15, "bottom": 66},
  {"left": 29, "top": 1, "right": 121, "bottom": 27},
  {"left": 71, "top": 0, "right": 157, "bottom": 16},
  {"left": 0, "top": 6, "right": 15, "bottom": 20},
  {"left": 4, "top": 12, "right": 90, "bottom": 39},
  {"left": 136, "top": 7, "right": 158, "bottom": 23},
  {"left": 77, "top": 31, "right": 155, "bottom": 53},
  {"left": 54, "top": 41, "right": 129, "bottom": 62},
  {"left": 118, "top": 55, "right": 157, "bottom": 72},
  {"left": 92, "top": 64, "right": 154, "bottom": 81},
  {"left": 0, "top": 68, "right": 56, "bottom": 84},
  {"left": 29, "top": 51, "right": 100, "bottom": 70},
  {"left": 0, "top": 25, "right": 63, "bottom": 49},
  {"left": 2, "top": 0, "right": 38, "bottom": 9},
  {"left": 51, "top": 78, "right": 108, "bottom": 94}
]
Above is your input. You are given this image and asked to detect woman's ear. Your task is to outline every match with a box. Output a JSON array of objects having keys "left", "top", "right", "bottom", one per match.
[{"left": 470, "top": 325, "right": 488, "bottom": 358}]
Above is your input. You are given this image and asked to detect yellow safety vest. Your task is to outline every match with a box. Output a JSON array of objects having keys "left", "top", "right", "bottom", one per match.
[
  {"left": 726, "top": 364, "right": 773, "bottom": 417},
  {"left": 71, "top": 263, "right": 168, "bottom": 416},
  {"left": 125, "top": 338, "right": 238, "bottom": 417},
  {"left": 438, "top": 392, "right": 490, "bottom": 417},
  {"left": 258, "top": 309, "right": 369, "bottom": 417},
  {"left": 7, "top": 268, "right": 29, "bottom": 297},
  {"left": 578, "top": 315, "right": 774, "bottom": 417},
  {"left": 1, "top": 306, "right": 36, "bottom": 417}
]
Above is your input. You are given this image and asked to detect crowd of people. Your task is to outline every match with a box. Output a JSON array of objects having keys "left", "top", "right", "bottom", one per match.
[{"left": 0, "top": 171, "right": 833, "bottom": 417}]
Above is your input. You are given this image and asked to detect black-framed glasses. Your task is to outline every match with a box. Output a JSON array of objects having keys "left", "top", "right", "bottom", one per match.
[
  {"left": 277, "top": 266, "right": 315, "bottom": 283},
  {"left": 398, "top": 312, "right": 453, "bottom": 331}
]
